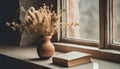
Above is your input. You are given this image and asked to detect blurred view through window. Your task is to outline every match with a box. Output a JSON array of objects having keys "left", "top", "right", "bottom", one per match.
[
  {"left": 113, "top": 0, "right": 120, "bottom": 44},
  {"left": 65, "top": 0, "right": 99, "bottom": 41}
]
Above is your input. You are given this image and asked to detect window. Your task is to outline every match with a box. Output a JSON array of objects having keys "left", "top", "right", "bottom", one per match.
[
  {"left": 60, "top": 0, "right": 120, "bottom": 50},
  {"left": 61, "top": 0, "right": 99, "bottom": 47},
  {"left": 67, "top": 0, "right": 99, "bottom": 41}
]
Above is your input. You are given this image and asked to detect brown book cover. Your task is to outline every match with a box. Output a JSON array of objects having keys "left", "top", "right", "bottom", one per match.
[{"left": 52, "top": 51, "right": 91, "bottom": 67}]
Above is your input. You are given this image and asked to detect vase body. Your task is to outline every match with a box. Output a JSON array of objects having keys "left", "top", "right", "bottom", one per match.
[{"left": 37, "top": 36, "right": 55, "bottom": 59}]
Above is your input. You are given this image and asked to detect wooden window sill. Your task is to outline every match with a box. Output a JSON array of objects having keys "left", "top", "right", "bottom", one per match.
[
  {"left": 0, "top": 45, "right": 120, "bottom": 69},
  {"left": 54, "top": 42, "right": 120, "bottom": 63}
]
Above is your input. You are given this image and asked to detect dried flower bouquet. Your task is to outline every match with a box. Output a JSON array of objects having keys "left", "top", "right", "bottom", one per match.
[
  {"left": 6, "top": 3, "right": 79, "bottom": 38},
  {"left": 6, "top": 4, "right": 62, "bottom": 37}
]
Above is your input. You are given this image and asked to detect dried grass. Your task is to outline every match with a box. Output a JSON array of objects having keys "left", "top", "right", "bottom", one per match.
[{"left": 6, "top": 3, "right": 79, "bottom": 37}]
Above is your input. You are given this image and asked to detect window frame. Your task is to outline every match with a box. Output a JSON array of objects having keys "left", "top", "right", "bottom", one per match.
[{"left": 58, "top": 0, "right": 120, "bottom": 50}]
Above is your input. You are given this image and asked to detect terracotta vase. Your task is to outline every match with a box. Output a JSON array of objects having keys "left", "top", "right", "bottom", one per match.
[{"left": 37, "top": 36, "right": 55, "bottom": 59}]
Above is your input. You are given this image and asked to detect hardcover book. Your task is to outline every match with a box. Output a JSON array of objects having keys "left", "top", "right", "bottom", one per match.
[{"left": 52, "top": 51, "right": 91, "bottom": 67}]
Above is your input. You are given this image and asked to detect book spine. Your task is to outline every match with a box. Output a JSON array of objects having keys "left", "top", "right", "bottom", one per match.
[{"left": 52, "top": 57, "right": 68, "bottom": 66}]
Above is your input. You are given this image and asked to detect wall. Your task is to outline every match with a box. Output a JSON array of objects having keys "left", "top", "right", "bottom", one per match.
[{"left": 0, "top": 0, "right": 21, "bottom": 45}]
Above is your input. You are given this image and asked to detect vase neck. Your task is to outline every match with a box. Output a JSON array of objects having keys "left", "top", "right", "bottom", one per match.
[{"left": 42, "top": 36, "right": 52, "bottom": 40}]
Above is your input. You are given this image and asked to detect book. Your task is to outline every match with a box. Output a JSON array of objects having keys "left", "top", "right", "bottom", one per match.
[{"left": 52, "top": 51, "right": 91, "bottom": 67}]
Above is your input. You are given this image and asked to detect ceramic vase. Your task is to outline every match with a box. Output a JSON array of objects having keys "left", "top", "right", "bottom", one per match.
[{"left": 37, "top": 36, "right": 55, "bottom": 60}]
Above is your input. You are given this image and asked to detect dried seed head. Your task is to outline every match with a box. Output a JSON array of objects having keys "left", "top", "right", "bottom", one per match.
[
  {"left": 29, "top": 7, "right": 35, "bottom": 12},
  {"left": 6, "top": 22, "right": 10, "bottom": 26},
  {"left": 21, "top": 6, "right": 26, "bottom": 12}
]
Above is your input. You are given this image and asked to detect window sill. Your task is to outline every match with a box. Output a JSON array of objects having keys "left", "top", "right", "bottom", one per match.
[
  {"left": 53, "top": 42, "right": 120, "bottom": 63},
  {"left": 0, "top": 46, "right": 119, "bottom": 69}
]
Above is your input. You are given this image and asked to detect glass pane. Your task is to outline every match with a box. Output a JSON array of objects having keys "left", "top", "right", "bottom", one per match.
[
  {"left": 113, "top": 0, "right": 120, "bottom": 43},
  {"left": 66, "top": 0, "right": 99, "bottom": 41}
]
